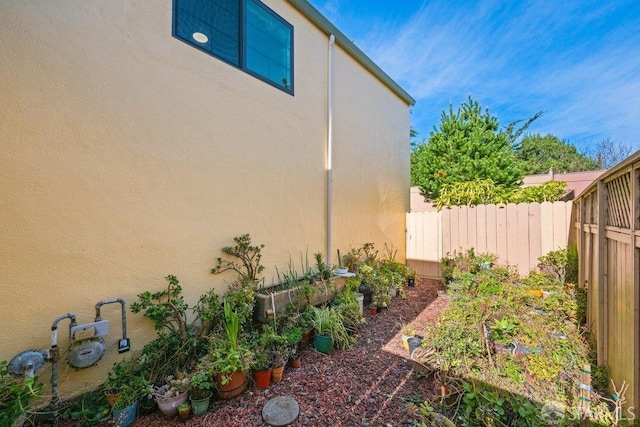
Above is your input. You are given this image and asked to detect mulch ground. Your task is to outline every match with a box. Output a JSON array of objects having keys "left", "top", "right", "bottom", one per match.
[{"left": 124, "top": 278, "right": 447, "bottom": 427}]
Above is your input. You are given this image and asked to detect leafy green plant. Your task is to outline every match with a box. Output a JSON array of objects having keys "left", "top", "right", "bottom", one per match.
[
  {"left": 112, "top": 373, "right": 148, "bottom": 410},
  {"left": 131, "top": 275, "right": 219, "bottom": 380},
  {"left": 0, "top": 361, "right": 43, "bottom": 427},
  {"left": 63, "top": 391, "right": 110, "bottom": 426},
  {"left": 566, "top": 243, "right": 579, "bottom": 284},
  {"left": 250, "top": 348, "right": 272, "bottom": 371},
  {"left": 131, "top": 274, "right": 189, "bottom": 334},
  {"left": 311, "top": 306, "right": 352, "bottom": 349},
  {"left": 189, "top": 360, "right": 214, "bottom": 399}
]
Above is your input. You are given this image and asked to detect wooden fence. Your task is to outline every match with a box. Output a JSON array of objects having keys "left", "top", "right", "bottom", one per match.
[
  {"left": 406, "top": 201, "right": 573, "bottom": 277},
  {"left": 574, "top": 152, "right": 640, "bottom": 411}
]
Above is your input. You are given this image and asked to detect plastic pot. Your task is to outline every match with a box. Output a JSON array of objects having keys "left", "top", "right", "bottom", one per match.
[
  {"left": 190, "top": 391, "right": 212, "bottom": 416},
  {"left": 314, "top": 333, "right": 334, "bottom": 354},
  {"left": 407, "top": 337, "right": 423, "bottom": 355}
]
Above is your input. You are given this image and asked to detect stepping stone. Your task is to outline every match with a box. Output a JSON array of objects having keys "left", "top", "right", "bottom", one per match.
[{"left": 262, "top": 396, "right": 300, "bottom": 426}]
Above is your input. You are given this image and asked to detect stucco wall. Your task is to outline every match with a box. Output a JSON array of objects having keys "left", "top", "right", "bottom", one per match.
[{"left": 0, "top": 0, "right": 410, "bottom": 398}]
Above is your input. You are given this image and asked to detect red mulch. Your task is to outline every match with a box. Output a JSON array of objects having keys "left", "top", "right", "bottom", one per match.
[{"left": 120, "top": 279, "right": 446, "bottom": 426}]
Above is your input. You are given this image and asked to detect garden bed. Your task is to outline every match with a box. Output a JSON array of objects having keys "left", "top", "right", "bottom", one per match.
[{"left": 83, "top": 278, "right": 445, "bottom": 426}]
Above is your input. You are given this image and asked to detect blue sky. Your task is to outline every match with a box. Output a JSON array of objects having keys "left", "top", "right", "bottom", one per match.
[{"left": 307, "top": 0, "right": 640, "bottom": 154}]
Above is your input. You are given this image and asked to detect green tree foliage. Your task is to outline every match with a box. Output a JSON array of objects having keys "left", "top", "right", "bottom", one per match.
[
  {"left": 515, "top": 133, "right": 598, "bottom": 174},
  {"left": 435, "top": 179, "right": 567, "bottom": 209},
  {"left": 411, "top": 97, "right": 538, "bottom": 200}
]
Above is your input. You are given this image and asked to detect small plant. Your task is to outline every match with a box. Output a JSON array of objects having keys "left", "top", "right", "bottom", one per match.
[
  {"left": 400, "top": 322, "right": 416, "bottom": 337},
  {"left": 211, "top": 234, "right": 265, "bottom": 285},
  {"left": 538, "top": 248, "right": 568, "bottom": 285},
  {"left": 490, "top": 317, "right": 519, "bottom": 345},
  {"left": 314, "top": 252, "right": 331, "bottom": 281},
  {"left": 148, "top": 374, "right": 190, "bottom": 400}
]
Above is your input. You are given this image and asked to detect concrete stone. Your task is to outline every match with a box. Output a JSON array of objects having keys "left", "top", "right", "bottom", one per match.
[{"left": 262, "top": 396, "right": 300, "bottom": 426}]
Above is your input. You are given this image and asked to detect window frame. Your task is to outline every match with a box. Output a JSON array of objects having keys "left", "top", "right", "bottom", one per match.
[{"left": 172, "top": 0, "right": 294, "bottom": 95}]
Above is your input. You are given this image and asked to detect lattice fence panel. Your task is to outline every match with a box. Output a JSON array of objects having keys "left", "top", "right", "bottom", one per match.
[{"left": 606, "top": 172, "right": 631, "bottom": 228}]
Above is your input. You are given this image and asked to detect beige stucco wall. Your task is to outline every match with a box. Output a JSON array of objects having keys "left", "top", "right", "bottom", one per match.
[{"left": 0, "top": 0, "right": 410, "bottom": 398}]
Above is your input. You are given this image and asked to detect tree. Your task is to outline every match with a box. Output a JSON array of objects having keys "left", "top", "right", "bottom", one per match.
[
  {"left": 589, "top": 138, "right": 634, "bottom": 169},
  {"left": 515, "top": 133, "right": 598, "bottom": 174},
  {"left": 411, "top": 97, "right": 538, "bottom": 200}
]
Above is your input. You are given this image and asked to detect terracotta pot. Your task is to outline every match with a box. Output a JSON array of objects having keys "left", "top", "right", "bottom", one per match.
[
  {"left": 290, "top": 357, "right": 301, "bottom": 368},
  {"left": 301, "top": 329, "right": 313, "bottom": 349},
  {"left": 370, "top": 307, "right": 377, "bottom": 315},
  {"left": 215, "top": 371, "right": 248, "bottom": 399},
  {"left": 253, "top": 368, "right": 272, "bottom": 389},
  {"left": 157, "top": 391, "right": 189, "bottom": 418},
  {"left": 104, "top": 390, "right": 121, "bottom": 407},
  {"left": 271, "top": 365, "right": 285, "bottom": 383}
]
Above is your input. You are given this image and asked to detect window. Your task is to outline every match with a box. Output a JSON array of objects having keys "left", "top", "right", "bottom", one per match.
[{"left": 173, "top": 0, "right": 294, "bottom": 94}]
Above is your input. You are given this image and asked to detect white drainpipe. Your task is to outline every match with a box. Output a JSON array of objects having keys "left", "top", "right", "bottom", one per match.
[{"left": 327, "top": 34, "right": 335, "bottom": 266}]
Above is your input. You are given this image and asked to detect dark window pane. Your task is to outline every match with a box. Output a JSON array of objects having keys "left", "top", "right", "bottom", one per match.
[
  {"left": 245, "top": 0, "right": 292, "bottom": 90},
  {"left": 175, "top": 0, "right": 240, "bottom": 66}
]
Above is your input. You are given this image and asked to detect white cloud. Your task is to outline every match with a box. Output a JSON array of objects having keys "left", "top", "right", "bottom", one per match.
[{"left": 322, "top": 0, "right": 640, "bottom": 148}]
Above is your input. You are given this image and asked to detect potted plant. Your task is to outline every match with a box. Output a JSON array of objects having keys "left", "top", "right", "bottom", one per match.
[
  {"left": 189, "top": 363, "right": 213, "bottom": 416},
  {"left": 373, "top": 292, "right": 391, "bottom": 312},
  {"left": 400, "top": 323, "right": 416, "bottom": 351},
  {"left": 104, "top": 358, "right": 141, "bottom": 407},
  {"left": 208, "top": 302, "right": 253, "bottom": 399},
  {"left": 177, "top": 402, "right": 190, "bottom": 420},
  {"left": 149, "top": 374, "right": 190, "bottom": 418},
  {"left": 311, "top": 306, "right": 351, "bottom": 353},
  {"left": 251, "top": 349, "right": 272, "bottom": 390},
  {"left": 112, "top": 373, "right": 148, "bottom": 427},
  {"left": 0, "top": 361, "right": 43, "bottom": 427}
]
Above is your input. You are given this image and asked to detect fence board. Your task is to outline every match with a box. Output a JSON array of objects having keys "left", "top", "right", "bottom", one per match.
[
  {"left": 486, "top": 205, "right": 497, "bottom": 255},
  {"left": 517, "top": 203, "right": 531, "bottom": 275},
  {"left": 459, "top": 207, "right": 469, "bottom": 249},
  {"left": 407, "top": 201, "right": 573, "bottom": 277},
  {"left": 496, "top": 206, "right": 508, "bottom": 262},
  {"left": 553, "top": 201, "right": 568, "bottom": 250},
  {"left": 541, "top": 202, "right": 554, "bottom": 254},
  {"left": 468, "top": 206, "right": 478, "bottom": 250},
  {"left": 476, "top": 204, "right": 488, "bottom": 253},
  {"left": 529, "top": 203, "right": 542, "bottom": 272},
  {"left": 506, "top": 204, "right": 518, "bottom": 265}
]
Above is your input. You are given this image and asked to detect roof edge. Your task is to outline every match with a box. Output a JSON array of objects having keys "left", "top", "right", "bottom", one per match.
[{"left": 287, "top": 0, "right": 416, "bottom": 106}]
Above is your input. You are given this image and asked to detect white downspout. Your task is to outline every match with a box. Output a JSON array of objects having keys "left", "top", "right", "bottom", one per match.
[{"left": 327, "top": 34, "right": 335, "bottom": 267}]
